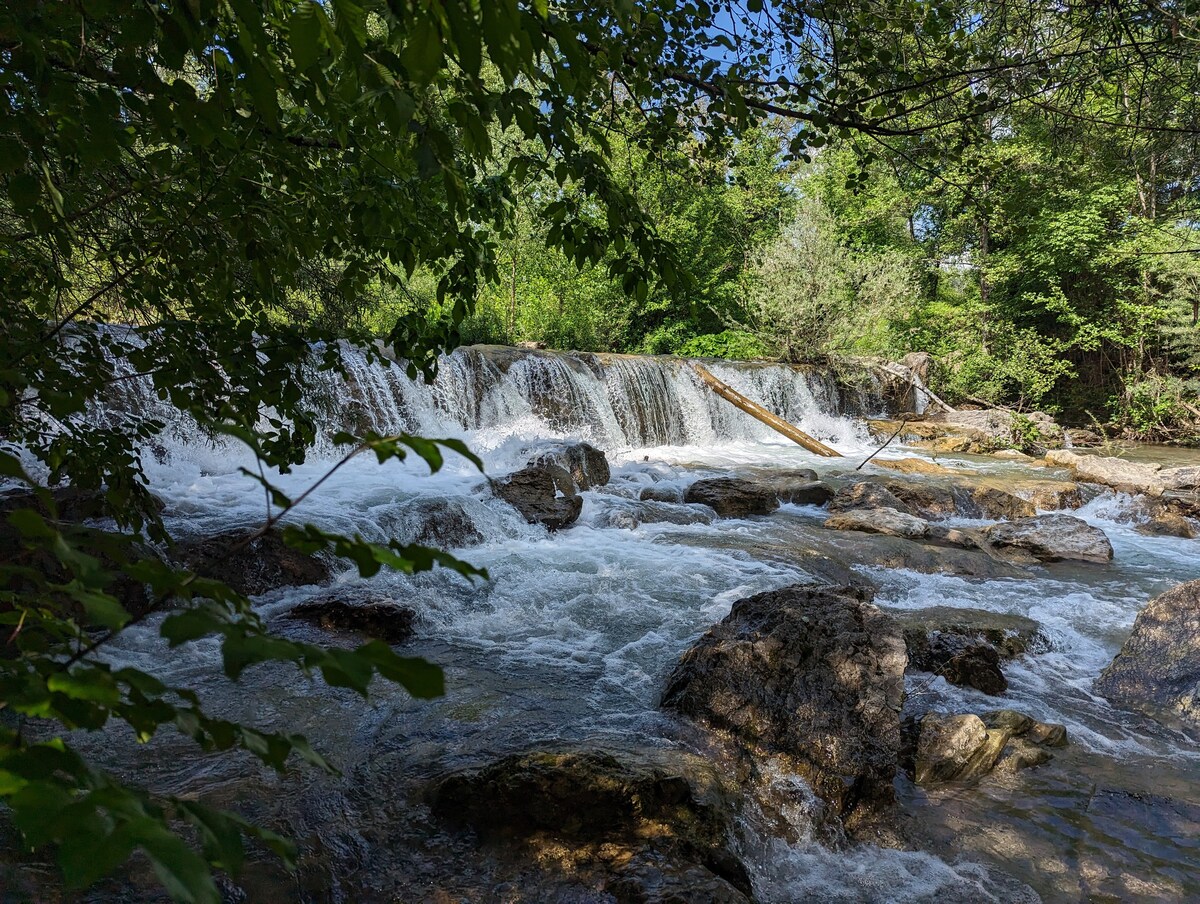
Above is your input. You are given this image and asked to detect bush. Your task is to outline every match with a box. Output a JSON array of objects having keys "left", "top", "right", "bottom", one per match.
[{"left": 677, "top": 330, "right": 769, "bottom": 360}]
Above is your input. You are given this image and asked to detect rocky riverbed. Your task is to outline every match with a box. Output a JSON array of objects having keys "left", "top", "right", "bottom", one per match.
[{"left": 4, "top": 346, "right": 1200, "bottom": 903}]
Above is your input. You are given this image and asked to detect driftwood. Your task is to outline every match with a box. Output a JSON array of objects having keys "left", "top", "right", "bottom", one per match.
[{"left": 691, "top": 363, "right": 842, "bottom": 457}]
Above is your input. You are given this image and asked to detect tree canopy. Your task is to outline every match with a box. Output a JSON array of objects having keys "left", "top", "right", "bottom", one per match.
[{"left": 3, "top": 0, "right": 1200, "bottom": 900}]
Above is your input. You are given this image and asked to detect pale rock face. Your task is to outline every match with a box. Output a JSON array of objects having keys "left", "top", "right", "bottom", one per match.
[
  {"left": 1095, "top": 580, "right": 1200, "bottom": 733},
  {"left": 984, "top": 514, "right": 1114, "bottom": 564},
  {"left": 1044, "top": 449, "right": 1166, "bottom": 495},
  {"left": 824, "top": 507, "right": 930, "bottom": 540}
]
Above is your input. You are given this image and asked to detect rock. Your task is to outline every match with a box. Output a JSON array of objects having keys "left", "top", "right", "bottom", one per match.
[
  {"left": 287, "top": 590, "right": 415, "bottom": 643},
  {"left": 888, "top": 606, "right": 1050, "bottom": 661},
  {"left": 758, "top": 477, "right": 834, "bottom": 507},
  {"left": 912, "top": 714, "right": 1007, "bottom": 784},
  {"left": 823, "top": 507, "right": 930, "bottom": 540},
  {"left": 1136, "top": 512, "right": 1197, "bottom": 539},
  {"left": 901, "top": 351, "right": 933, "bottom": 382},
  {"left": 431, "top": 749, "right": 750, "bottom": 902},
  {"left": 683, "top": 478, "right": 779, "bottom": 518},
  {"left": 596, "top": 500, "right": 715, "bottom": 529},
  {"left": 640, "top": 485, "right": 684, "bottom": 504},
  {"left": 390, "top": 497, "right": 484, "bottom": 548},
  {"left": 956, "top": 486, "right": 1037, "bottom": 521},
  {"left": 913, "top": 435, "right": 987, "bottom": 454},
  {"left": 493, "top": 464, "right": 583, "bottom": 530},
  {"left": 0, "top": 484, "right": 166, "bottom": 523},
  {"left": 907, "top": 709, "right": 1067, "bottom": 785},
  {"left": 827, "top": 481, "right": 910, "bottom": 515},
  {"left": 661, "top": 584, "right": 906, "bottom": 827},
  {"left": 175, "top": 528, "right": 331, "bottom": 596},
  {"left": 1159, "top": 466, "right": 1200, "bottom": 493},
  {"left": 873, "top": 457, "right": 958, "bottom": 475},
  {"left": 1094, "top": 580, "right": 1200, "bottom": 732},
  {"left": 1064, "top": 428, "right": 1103, "bottom": 446},
  {"left": 984, "top": 514, "right": 1113, "bottom": 564},
  {"left": 532, "top": 441, "right": 611, "bottom": 490},
  {"left": 1018, "top": 480, "right": 1085, "bottom": 512},
  {"left": 937, "top": 644, "right": 1008, "bottom": 695},
  {"left": 991, "top": 449, "right": 1034, "bottom": 461},
  {"left": 929, "top": 409, "right": 1065, "bottom": 451},
  {"left": 1044, "top": 449, "right": 1165, "bottom": 495}
]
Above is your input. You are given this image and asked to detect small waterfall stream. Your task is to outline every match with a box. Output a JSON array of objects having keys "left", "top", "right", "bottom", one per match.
[{"left": 10, "top": 341, "right": 1199, "bottom": 903}]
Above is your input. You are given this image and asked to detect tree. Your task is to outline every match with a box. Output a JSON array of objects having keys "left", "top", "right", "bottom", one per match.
[{"left": 5, "top": 1, "right": 1200, "bottom": 900}]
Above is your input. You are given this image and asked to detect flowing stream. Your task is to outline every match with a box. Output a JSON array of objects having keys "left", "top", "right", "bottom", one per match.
[{"left": 14, "top": 344, "right": 1200, "bottom": 903}]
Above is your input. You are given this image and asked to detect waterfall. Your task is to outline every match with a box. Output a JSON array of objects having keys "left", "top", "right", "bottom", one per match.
[{"left": 256, "top": 343, "right": 885, "bottom": 456}]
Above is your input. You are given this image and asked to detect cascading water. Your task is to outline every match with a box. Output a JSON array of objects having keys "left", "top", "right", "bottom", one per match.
[{"left": 15, "top": 341, "right": 1200, "bottom": 902}]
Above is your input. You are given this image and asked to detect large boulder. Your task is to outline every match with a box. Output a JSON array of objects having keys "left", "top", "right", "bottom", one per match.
[
  {"left": 660, "top": 584, "right": 906, "bottom": 828},
  {"left": 287, "top": 590, "right": 416, "bottom": 643},
  {"left": 175, "top": 528, "right": 331, "bottom": 596},
  {"left": 827, "top": 481, "right": 910, "bottom": 515},
  {"left": 430, "top": 749, "right": 750, "bottom": 903},
  {"left": 984, "top": 514, "right": 1113, "bottom": 564},
  {"left": 1094, "top": 580, "right": 1200, "bottom": 732},
  {"left": 904, "top": 709, "right": 1068, "bottom": 785},
  {"left": 532, "top": 441, "right": 611, "bottom": 490},
  {"left": 828, "top": 478, "right": 1034, "bottom": 522},
  {"left": 1044, "top": 449, "right": 1165, "bottom": 495},
  {"left": 493, "top": 464, "right": 583, "bottom": 530},
  {"left": 1136, "top": 511, "right": 1197, "bottom": 539},
  {"left": 683, "top": 477, "right": 779, "bottom": 518}
]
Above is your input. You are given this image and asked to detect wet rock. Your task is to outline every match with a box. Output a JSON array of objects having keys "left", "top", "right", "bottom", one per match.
[
  {"left": 1017, "top": 480, "right": 1085, "bottom": 512},
  {"left": 390, "top": 496, "right": 484, "bottom": 548},
  {"left": 640, "top": 485, "right": 684, "bottom": 504},
  {"left": 984, "top": 514, "right": 1113, "bottom": 564},
  {"left": 431, "top": 749, "right": 750, "bottom": 903},
  {"left": 532, "top": 441, "right": 611, "bottom": 490},
  {"left": 596, "top": 499, "right": 715, "bottom": 529},
  {"left": 888, "top": 606, "right": 1050, "bottom": 661},
  {"left": 937, "top": 644, "right": 1008, "bottom": 695},
  {"left": 0, "top": 484, "right": 166, "bottom": 523},
  {"left": 906, "top": 709, "right": 1067, "bottom": 785},
  {"left": 823, "top": 507, "right": 930, "bottom": 540},
  {"left": 828, "top": 533, "right": 1027, "bottom": 580},
  {"left": 759, "top": 477, "right": 834, "bottom": 507},
  {"left": 1095, "top": 580, "right": 1200, "bottom": 732},
  {"left": 1044, "top": 449, "right": 1165, "bottom": 495},
  {"left": 661, "top": 584, "right": 906, "bottom": 828},
  {"left": 873, "top": 457, "right": 958, "bottom": 475},
  {"left": 1136, "top": 512, "right": 1197, "bottom": 539},
  {"left": 287, "top": 590, "right": 415, "bottom": 643},
  {"left": 911, "top": 714, "right": 1007, "bottom": 784},
  {"left": 827, "top": 481, "right": 909, "bottom": 515},
  {"left": 683, "top": 477, "right": 779, "bottom": 518},
  {"left": 1159, "top": 466, "right": 1200, "bottom": 493},
  {"left": 1064, "top": 428, "right": 1103, "bottom": 446},
  {"left": 175, "top": 528, "right": 331, "bottom": 596},
  {"left": 493, "top": 464, "right": 583, "bottom": 530}
]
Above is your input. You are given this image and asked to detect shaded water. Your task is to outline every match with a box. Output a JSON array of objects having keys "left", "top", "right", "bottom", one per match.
[{"left": 15, "top": 345, "right": 1200, "bottom": 902}]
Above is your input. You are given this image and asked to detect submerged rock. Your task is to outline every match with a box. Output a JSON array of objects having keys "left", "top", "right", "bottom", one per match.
[
  {"left": 493, "top": 464, "right": 583, "bottom": 530},
  {"left": 640, "top": 485, "right": 684, "bottom": 504},
  {"left": 661, "top": 584, "right": 906, "bottom": 829},
  {"left": 873, "top": 457, "right": 959, "bottom": 475},
  {"left": 1095, "top": 580, "right": 1200, "bottom": 732},
  {"left": 828, "top": 478, "right": 1034, "bottom": 522},
  {"left": 1136, "top": 511, "right": 1197, "bottom": 539},
  {"left": 287, "top": 590, "right": 415, "bottom": 643},
  {"left": 984, "top": 514, "right": 1113, "bottom": 564},
  {"left": 430, "top": 748, "right": 750, "bottom": 903},
  {"left": 532, "top": 441, "right": 611, "bottom": 489},
  {"left": 175, "top": 528, "right": 331, "bottom": 596},
  {"left": 390, "top": 496, "right": 484, "bottom": 548},
  {"left": 905, "top": 709, "right": 1068, "bottom": 785},
  {"left": 889, "top": 606, "right": 1049, "bottom": 661},
  {"left": 683, "top": 477, "right": 780, "bottom": 518},
  {"left": 596, "top": 499, "right": 715, "bottom": 530}
]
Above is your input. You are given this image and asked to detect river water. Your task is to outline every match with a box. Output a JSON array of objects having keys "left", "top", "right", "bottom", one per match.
[{"left": 22, "top": 344, "right": 1200, "bottom": 902}]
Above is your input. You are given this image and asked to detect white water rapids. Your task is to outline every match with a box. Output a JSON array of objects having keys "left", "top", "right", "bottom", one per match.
[{"left": 27, "top": 344, "right": 1200, "bottom": 902}]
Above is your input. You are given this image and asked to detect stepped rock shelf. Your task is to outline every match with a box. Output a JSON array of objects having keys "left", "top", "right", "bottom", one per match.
[{"left": 6, "top": 342, "right": 1200, "bottom": 903}]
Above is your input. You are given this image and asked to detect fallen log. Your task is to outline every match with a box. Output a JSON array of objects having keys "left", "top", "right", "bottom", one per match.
[{"left": 691, "top": 363, "right": 842, "bottom": 457}]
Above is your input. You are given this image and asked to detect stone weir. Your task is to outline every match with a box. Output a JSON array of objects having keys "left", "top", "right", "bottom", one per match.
[{"left": 312, "top": 343, "right": 922, "bottom": 451}]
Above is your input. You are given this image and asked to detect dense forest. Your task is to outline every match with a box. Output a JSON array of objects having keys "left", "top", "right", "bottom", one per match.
[{"left": 4, "top": 1, "right": 1200, "bottom": 901}]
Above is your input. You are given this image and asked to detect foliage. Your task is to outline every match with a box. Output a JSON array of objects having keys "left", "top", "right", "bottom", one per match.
[{"left": 677, "top": 331, "right": 769, "bottom": 361}]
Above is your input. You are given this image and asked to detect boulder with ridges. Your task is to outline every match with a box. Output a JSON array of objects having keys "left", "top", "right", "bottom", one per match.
[
  {"left": 287, "top": 590, "right": 416, "bottom": 643},
  {"left": 175, "top": 528, "right": 331, "bottom": 596},
  {"left": 984, "top": 514, "right": 1113, "bottom": 564},
  {"left": 1094, "top": 580, "right": 1200, "bottom": 732},
  {"left": 661, "top": 584, "right": 906, "bottom": 828},
  {"left": 493, "top": 464, "right": 583, "bottom": 530},
  {"left": 904, "top": 709, "right": 1068, "bottom": 785},
  {"left": 823, "top": 507, "right": 930, "bottom": 540}
]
